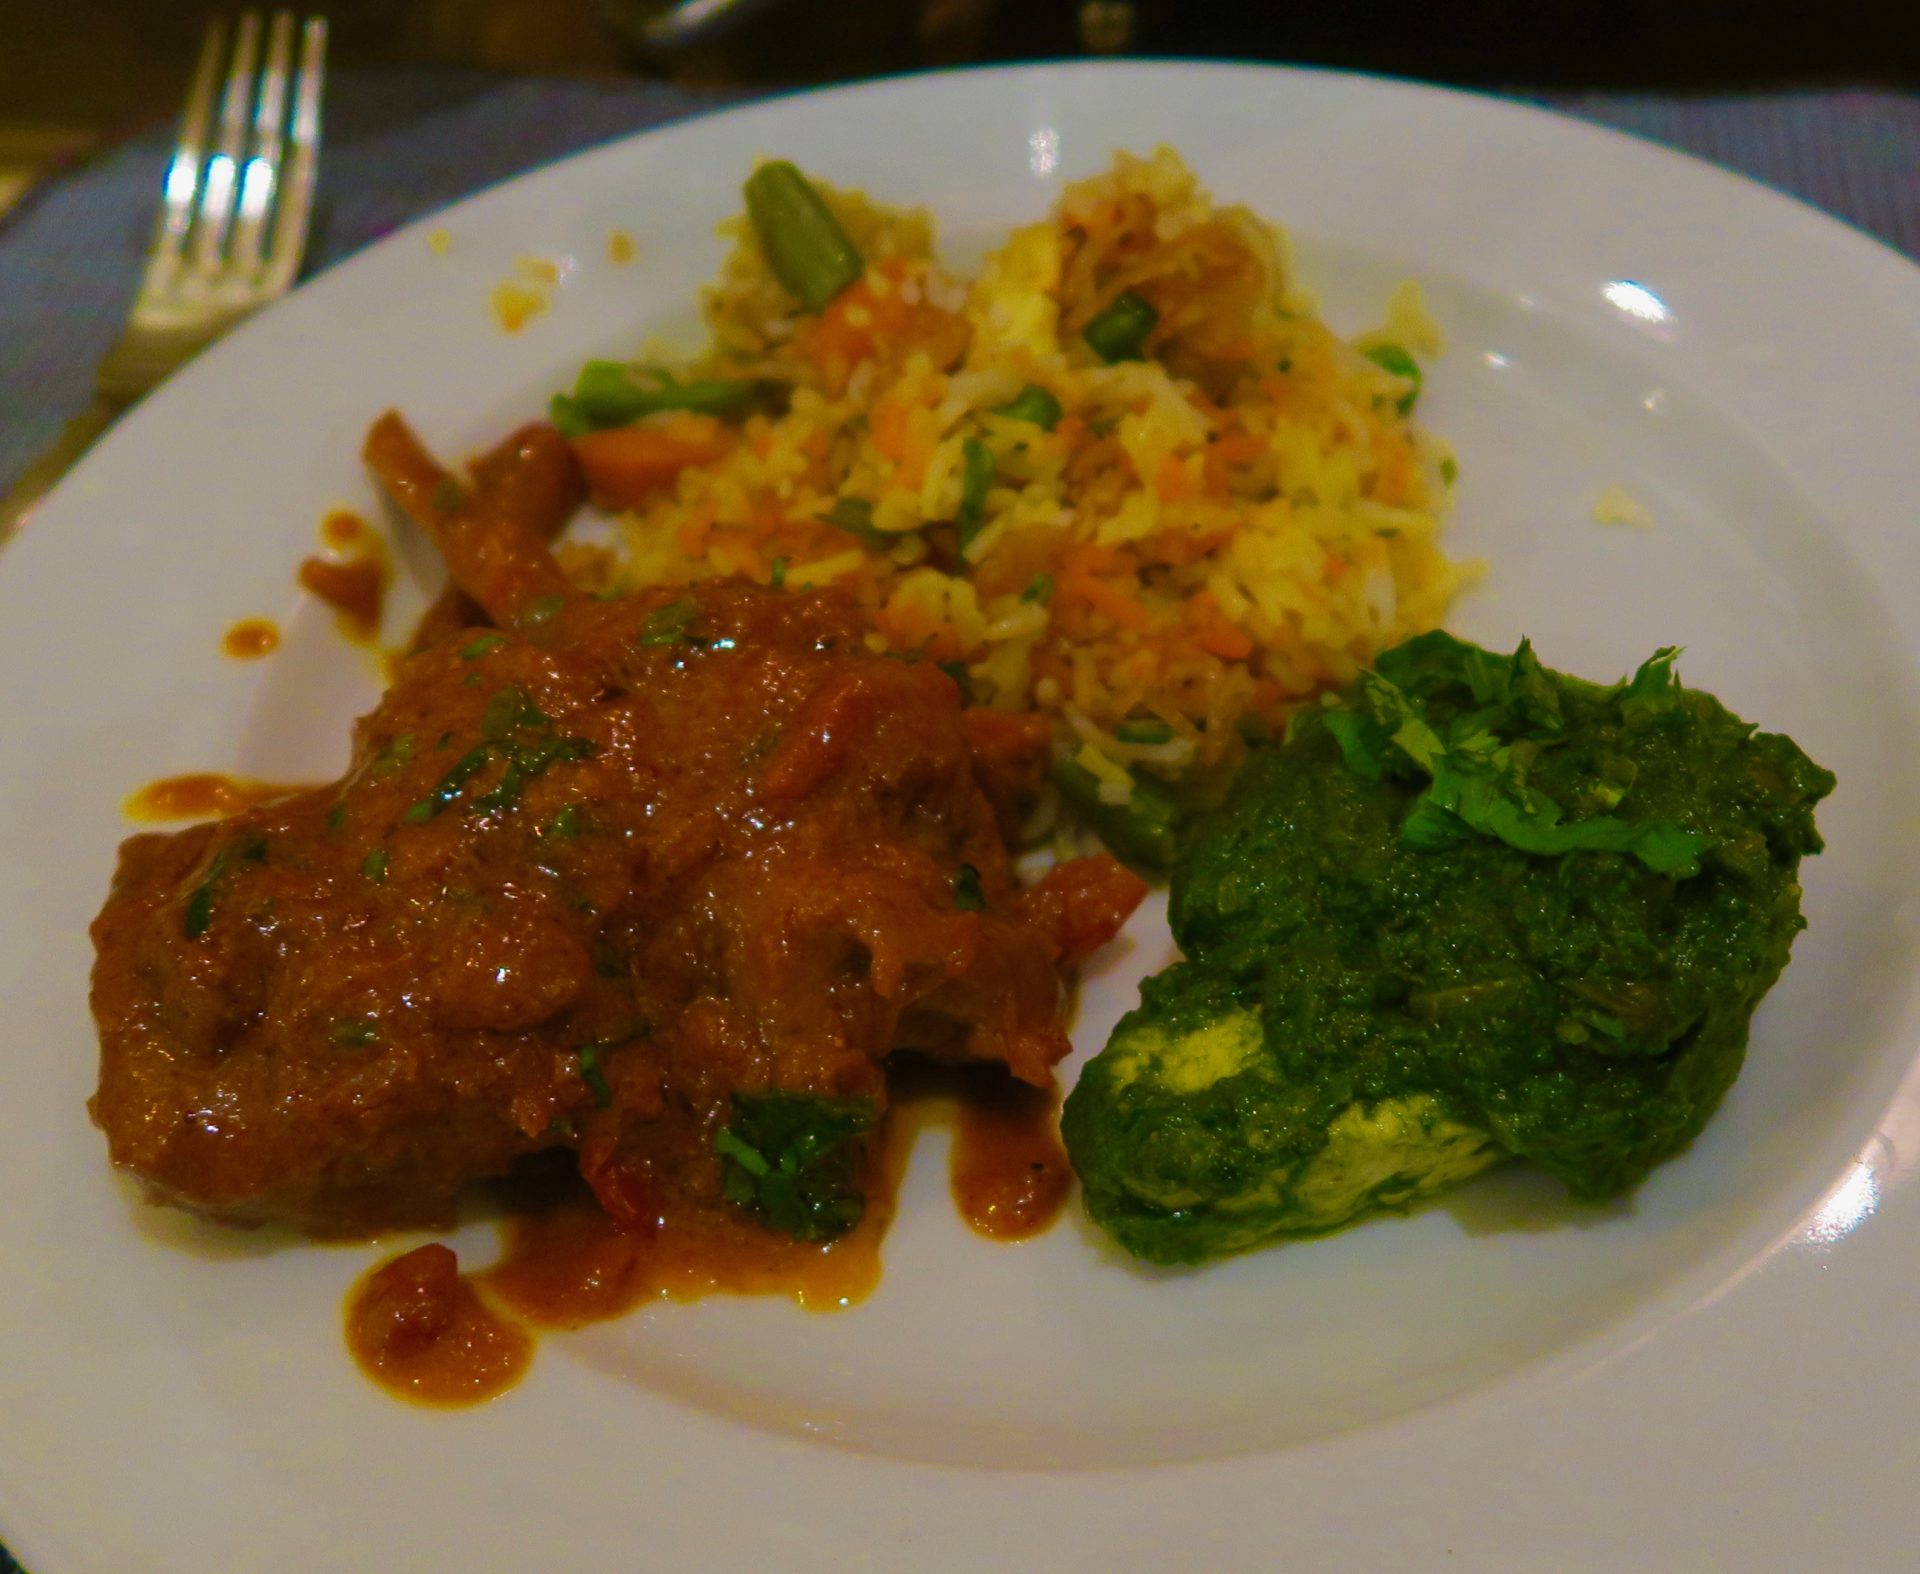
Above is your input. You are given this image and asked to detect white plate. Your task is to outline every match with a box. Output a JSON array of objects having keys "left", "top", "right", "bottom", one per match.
[{"left": 4, "top": 61, "right": 1920, "bottom": 1572}]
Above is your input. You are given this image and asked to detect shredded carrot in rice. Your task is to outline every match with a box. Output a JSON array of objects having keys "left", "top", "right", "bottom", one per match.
[{"left": 599, "top": 146, "right": 1474, "bottom": 793}]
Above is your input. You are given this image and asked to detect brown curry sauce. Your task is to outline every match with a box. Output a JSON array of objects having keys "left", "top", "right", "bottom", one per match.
[
  {"left": 345, "top": 1243, "right": 533, "bottom": 1407},
  {"left": 147, "top": 442, "right": 1127, "bottom": 1412},
  {"left": 221, "top": 618, "right": 281, "bottom": 658},
  {"left": 298, "top": 510, "right": 389, "bottom": 642},
  {"left": 345, "top": 1062, "right": 1072, "bottom": 1407},
  {"left": 135, "top": 789, "right": 1080, "bottom": 1405}
]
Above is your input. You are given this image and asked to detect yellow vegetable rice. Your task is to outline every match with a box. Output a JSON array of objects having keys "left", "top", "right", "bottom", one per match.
[{"left": 604, "top": 147, "right": 1475, "bottom": 797}]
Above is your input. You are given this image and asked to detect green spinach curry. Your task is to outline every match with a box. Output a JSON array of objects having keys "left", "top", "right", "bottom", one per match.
[{"left": 1062, "top": 631, "right": 1834, "bottom": 1265}]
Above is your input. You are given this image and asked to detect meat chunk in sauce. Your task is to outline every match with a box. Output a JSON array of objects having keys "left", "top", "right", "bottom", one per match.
[{"left": 89, "top": 413, "right": 1141, "bottom": 1235}]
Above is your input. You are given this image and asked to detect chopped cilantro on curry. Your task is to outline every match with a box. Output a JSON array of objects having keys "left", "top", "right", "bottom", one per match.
[{"left": 715, "top": 1092, "right": 876, "bottom": 1242}]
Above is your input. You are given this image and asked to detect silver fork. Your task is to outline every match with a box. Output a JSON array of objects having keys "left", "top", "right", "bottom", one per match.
[{"left": 2, "top": 12, "right": 328, "bottom": 535}]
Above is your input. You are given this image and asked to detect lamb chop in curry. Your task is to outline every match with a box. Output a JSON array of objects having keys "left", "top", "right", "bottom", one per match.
[{"left": 88, "top": 412, "right": 1143, "bottom": 1242}]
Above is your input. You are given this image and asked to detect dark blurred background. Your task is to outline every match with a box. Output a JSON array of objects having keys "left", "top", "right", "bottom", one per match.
[{"left": 1, "top": 0, "right": 1914, "bottom": 209}]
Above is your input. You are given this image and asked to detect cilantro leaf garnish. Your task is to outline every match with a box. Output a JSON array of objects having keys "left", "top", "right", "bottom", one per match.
[
  {"left": 401, "top": 684, "right": 594, "bottom": 824},
  {"left": 576, "top": 1043, "right": 614, "bottom": 1108},
  {"left": 952, "top": 864, "right": 986, "bottom": 911},
  {"left": 638, "top": 596, "right": 703, "bottom": 648},
  {"left": 714, "top": 1092, "right": 875, "bottom": 1242},
  {"left": 182, "top": 832, "right": 268, "bottom": 938},
  {"left": 1321, "top": 632, "right": 1706, "bottom": 876}
]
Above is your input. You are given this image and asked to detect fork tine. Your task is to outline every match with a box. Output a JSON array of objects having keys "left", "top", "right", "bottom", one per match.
[
  {"left": 189, "top": 11, "right": 262, "bottom": 276},
  {"left": 230, "top": 12, "right": 296, "bottom": 278},
  {"left": 262, "top": 17, "right": 327, "bottom": 296},
  {"left": 145, "top": 17, "right": 226, "bottom": 294}
]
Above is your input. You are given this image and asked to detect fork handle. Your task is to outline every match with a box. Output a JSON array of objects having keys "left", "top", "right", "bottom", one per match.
[{"left": 0, "top": 395, "right": 129, "bottom": 550}]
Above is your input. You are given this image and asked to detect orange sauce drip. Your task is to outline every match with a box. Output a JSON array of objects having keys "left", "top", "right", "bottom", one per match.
[
  {"left": 300, "top": 510, "right": 389, "bottom": 643},
  {"left": 345, "top": 1243, "right": 531, "bottom": 1408},
  {"left": 339, "top": 1066, "right": 1068, "bottom": 1407},
  {"left": 221, "top": 617, "right": 281, "bottom": 658},
  {"left": 490, "top": 280, "right": 547, "bottom": 334},
  {"left": 320, "top": 509, "right": 367, "bottom": 548},
  {"left": 891, "top": 1060, "right": 1074, "bottom": 1241},
  {"left": 124, "top": 773, "right": 306, "bottom": 822},
  {"left": 949, "top": 1074, "right": 1073, "bottom": 1240},
  {"left": 484, "top": 1173, "right": 895, "bottom": 1330},
  {"left": 298, "top": 556, "right": 386, "bottom": 641}
]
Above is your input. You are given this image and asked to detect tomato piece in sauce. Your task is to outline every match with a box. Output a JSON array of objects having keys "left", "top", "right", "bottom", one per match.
[{"left": 1018, "top": 853, "right": 1149, "bottom": 966}]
